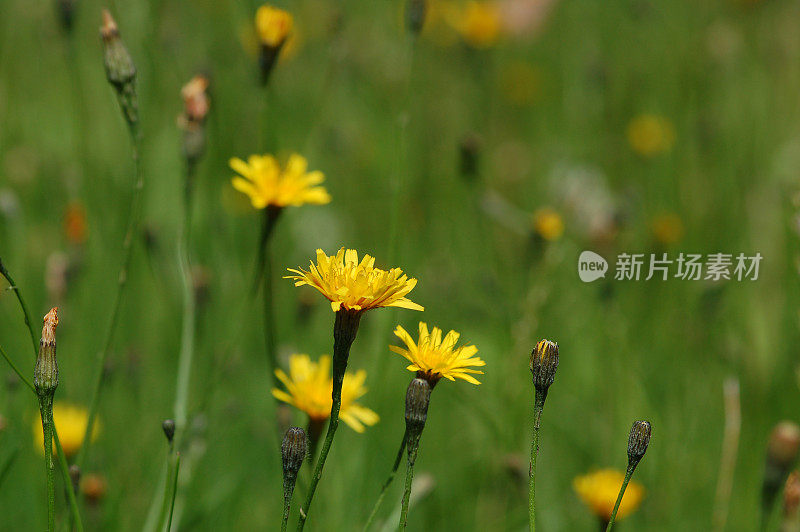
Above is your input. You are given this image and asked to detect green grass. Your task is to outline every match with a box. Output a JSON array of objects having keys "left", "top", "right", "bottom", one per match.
[{"left": 2, "top": 0, "right": 800, "bottom": 529}]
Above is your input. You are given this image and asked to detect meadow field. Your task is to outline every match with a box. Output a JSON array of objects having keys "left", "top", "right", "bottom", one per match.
[{"left": 2, "top": 0, "right": 800, "bottom": 530}]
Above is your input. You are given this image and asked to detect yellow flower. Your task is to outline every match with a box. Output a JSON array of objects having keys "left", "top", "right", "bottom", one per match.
[
  {"left": 391, "top": 322, "right": 485, "bottom": 384},
  {"left": 447, "top": 1, "right": 502, "bottom": 48},
  {"left": 33, "top": 403, "right": 99, "bottom": 458},
  {"left": 651, "top": 213, "right": 684, "bottom": 245},
  {"left": 272, "top": 354, "right": 379, "bottom": 432},
  {"left": 255, "top": 4, "right": 293, "bottom": 48},
  {"left": 573, "top": 469, "right": 645, "bottom": 522},
  {"left": 533, "top": 207, "right": 564, "bottom": 241},
  {"left": 626, "top": 114, "right": 675, "bottom": 157},
  {"left": 230, "top": 153, "right": 331, "bottom": 209},
  {"left": 286, "top": 248, "right": 424, "bottom": 313}
]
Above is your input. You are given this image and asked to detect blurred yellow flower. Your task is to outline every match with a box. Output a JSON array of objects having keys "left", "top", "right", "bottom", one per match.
[
  {"left": 391, "top": 322, "right": 485, "bottom": 385},
  {"left": 533, "top": 207, "right": 564, "bottom": 241},
  {"left": 447, "top": 1, "right": 502, "bottom": 48},
  {"left": 651, "top": 213, "right": 684, "bottom": 245},
  {"left": 255, "top": 4, "right": 292, "bottom": 48},
  {"left": 33, "top": 403, "right": 99, "bottom": 458},
  {"left": 230, "top": 153, "right": 330, "bottom": 209},
  {"left": 626, "top": 114, "right": 675, "bottom": 157},
  {"left": 573, "top": 469, "right": 645, "bottom": 522},
  {"left": 286, "top": 248, "right": 424, "bottom": 313},
  {"left": 272, "top": 354, "right": 379, "bottom": 432}
]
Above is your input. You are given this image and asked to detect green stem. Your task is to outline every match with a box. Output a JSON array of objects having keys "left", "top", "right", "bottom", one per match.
[
  {"left": 53, "top": 430, "right": 84, "bottom": 532},
  {"left": 605, "top": 463, "right": 636, "bottom": 532},
  {"left": 399, "top": 444, "right": 418, "bottom": 530},
  {"left": 156, "top": 442, "right": 176, "bottom": 532},
  {"left": 529, "top": 391, "right": 545, "bottom": 532},
  {"left": 296, "top": 310, "right": 361, "bottom": 531},
  {"left": 258, "top": 207, "right": 282, "bottom": 395},
  {"left": 166, "top": 453, "right": 181, "bottom": 532},
  {"left": 0, "top": 258, "right": 38, "bottom": 354},
  {"left": 77, "top": 131, "right": 144, "bottom": 470},
  {"left": 39, "top": 395, "right": 55, "bottom": 532},
  {"left": 282, "top": 474, "right": 297, "bottom": 532},
  {"left": 363, "top": 429, "right": 408, "bottom": 531}
]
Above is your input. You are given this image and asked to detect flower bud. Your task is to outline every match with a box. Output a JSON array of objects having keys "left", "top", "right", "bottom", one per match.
[
  {"left": 529, "top": 339, "right": 558, "bottom": 394},
  {"left": 34, "top": 308, "right": 59, "bottom": 397},
  {"left": 784, "top": 471, "right": 800, "bottom": 519},
  {"left": 101, "top": 10, "right": 138, "bottom": 130},
  {"left": 81, "top": 473, "right": 108, "bottom": 504},
  {"left": 56, "top": 0, "right": 76, "bottom": 33},
  {"left": 162, "top": 419, "right": 175, "bottom": 444},
  {"left": 627, "top": 420, "right": 651, "bottom": 466},
  {"left": 406, "top": 0, "right": 426, "bottom": 35},
  {"left": 763, "top": 422, "right": 800, "bottom": 515},
  {"left": 69, "top": 464, "right": 81, "bottom": 495},
  {"left": 405, "top": 378, "right": 431, "bottom": 434},
  {"left": 281, "top": 427, "right": 307, "bottom": 481},
  {"left": 255, "top": 5, "right": 292, "bottom": 85},
  {"left": 458, "top": 132, "right": 481, "bottom": 181}
]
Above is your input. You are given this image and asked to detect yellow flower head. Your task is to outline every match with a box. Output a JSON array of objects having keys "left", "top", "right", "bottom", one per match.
[
  {"left": 286, "top": 248, "right": 424, "bottom": 313},
  {"left": 272, "top": 354, "right": 379, "bottom": 433},
  {"left": 33, "top": 403, "right": 99, "bottom": 458},
  {"left": 573, "top": 469, "right": 645, "bottom": 522},
  {"left": 255, "top": 4, "right": 293, "bottom": 48},
  {"left": 448, "top": 1, "right": 502, "bottom": 48},
  {"left": 391, "top": 322, "right": 485, "bottom": 385},
  {"left": 230, "top": 153, "right": 331, "bottom": 209},
  {"left": 627, "top": 114, "right": 675, "bottom": 157},
  {"left": 533, "top": 207, "right": 564, "bottom": 241}
]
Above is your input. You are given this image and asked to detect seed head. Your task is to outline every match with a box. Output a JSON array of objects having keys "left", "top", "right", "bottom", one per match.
[
  {"left": 529, "top": 339, "right": 559, "bottom": 393},
  {"left": 162, "top": 419, "right": 175, "bottom": 443},
  {"left": 281, "top": 427, "right": 307, "bottom": 480},
  {"left": 627, "top": 420, "right": 652, "bottom": 465},
  {"left": 34, "top": 308, "right": 59, "bottom": 397},
  {"left": 405, "top": 378, "right": 432, "bottom": 433}
]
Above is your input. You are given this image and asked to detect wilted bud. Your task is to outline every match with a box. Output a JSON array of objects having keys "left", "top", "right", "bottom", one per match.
[
  {"left": 784, "top": 471, "right": 800, "bottom": 519},
  {"left": 162, "top": 419, "right": 175, "bottom": 444},
  {"left": 178, "top": 75, "right": 211, "bottom": 169},
  {"left": 101, "top": 10, "right": 138, "bottom": 130},
  {"left": 764, "top": 422, "right": 800, "bottom": 515},
  {"left": 255, "top": 5, "right": 292, "bottom": 85},
  {"left": 529, "top": 339, "right": 559, "bottom": 395},
  {"left": 281, "top": 427, "right": 307, "bottom": 481},
  {"left": 627, "top": 420, "right": 652, "bottom": 466},
  {"left": 81, "top": 473, "right": 108, "bottom": 504},
  {"left": 458, "top": 132, "right": 481, "bottom": 181},
  {"left": 406, "top": 0, "right": 427, "bottom": 35},
  {"left": 34, "top": 308, "right": 59, "bottom": 397}
]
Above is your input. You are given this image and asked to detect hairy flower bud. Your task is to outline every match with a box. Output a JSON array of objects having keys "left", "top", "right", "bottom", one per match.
[
  {"left": 405, "top": 378, "right": 432, "bottom": 433},
  {"left": 281, "top": 427, "right": 307, "bottom": 480},
  {"left": 529, "top": 339, "right": 559, "bottom": 394},
  {"left": 101, "top": 10, "right": 138, "bottom": 130},
  {"left": 162, "top": 419, "right": 176, "bottom": 444},
  {"left": 34, "top": 308, "right": 59, "bottom": 397},
  {"left": 627, "top": 420, "right": 652, "bottom": 466}
]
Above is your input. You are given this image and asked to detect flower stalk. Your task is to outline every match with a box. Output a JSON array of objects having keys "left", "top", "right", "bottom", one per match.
[
  {"left": 34, "top": 308, "right": 59, "bottom": 532},
  {"left": 606, "top": 420, "right": 652, "bottom": 531},
  {"left": 296, "top": 309, "right": 362, "bottom": 531},
  {"left": 399, "top": 378, "right": 431, "bottom": 529},
  {"left": 363, "top": 429, "right": 408, "bottom": 531}
]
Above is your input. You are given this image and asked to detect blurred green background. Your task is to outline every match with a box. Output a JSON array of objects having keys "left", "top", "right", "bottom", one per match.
[{"left": 2, "top": 0, "right": 800, "bottom": 529}]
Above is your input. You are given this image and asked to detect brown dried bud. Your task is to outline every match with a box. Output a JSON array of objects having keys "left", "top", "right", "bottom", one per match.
[
  {"left": 281, "top": 427, "right": 307, "bottom": 480},
  {"left": 784, "top": 471, "right": 800, "bottom": 518},
  {"left": 34, "top": 308, "right": 59, "bottom": 396},
  {"left": 768, "top": 422, "right": 800, "bottom": 467},
  {"left": 627, "top": 420, "right": 652, "bottom": 465},
  {"left": 101, "top": 10, "right": 138, "bottom": 129},
  {"left": 81, "top": 473, "right": 108, "bottom": 504},
  {"left": 529, "top": 339, "right": 559, "bottom": 394},
  {"left": 180, "top": 75, "right": 210, "bottom": 126}
]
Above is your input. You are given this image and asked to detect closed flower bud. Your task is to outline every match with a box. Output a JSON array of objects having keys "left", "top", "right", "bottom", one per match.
[
  {"left": 101, "top": 10, "right": 138, "bottom": 130},
  {"left": 784, "top": 471, "right": 800, "bottom": 519},
  {"left": 34, "top": 308, "right": 59, "bottom": 397},
  {"left": 529, "top": 339, "right": 559, "bottom": 394},
  {"left": 627, "top": 420, "right": 651, "bottom": 466},
  {"left": 281, "top": 427, "right": 307, "bottom": 481},
  {"left": 162, "top": 419, "right": 175, "bottom": 443},
  {"left": 56, "top": 0, "right": 76, "bottom": 33},
  {"left": 405, "top": 378, "right": 431, "bottom": 434},
  {"left": 255, "top": 5, "right": 292, "bottom": 85},
  {"left": 69, "top": 464, "right": 81, "bottom": 495},
  {"left": 458, "top": 132, "right": 481, "bottom": 181},
  {"left": 406, "top": 0, "right": 427, "bottom": 35},
  {"left": 763, "top": 421, "right": 800, "bottom": 514}
]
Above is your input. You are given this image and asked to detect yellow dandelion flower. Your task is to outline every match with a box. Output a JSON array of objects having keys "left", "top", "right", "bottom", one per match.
[
  {"left": 573, "top": 469, "right": 645, "bottom": 522},
  {"left": 651, "top": 212, "right": 684, "bottom": 245},
  {"left": 33, "top": 403, "right": 99, "bottom": 458},
  {"left": 447, "top": 1, "right": 503, "bottom": 48},
  {"left": 286, "top": 248, "right": 424, "bottom": 313},
  {"left": 272, "top": 354, "right": 379, "bottom": 433},
  {"left": 391, "top": 322, "right": 485, "bottom": 385},
  {"left": 626, "top": 114, "right": 675, "bottom": 157},
  {"left": 533, "top": 207, "right": 564, "bottom": 241},
  {"left": 230, "top": 153, "right": 331, "bottom": 209},
  {"left": 255, "top": 4, "right": 292, "bottom": 48}
]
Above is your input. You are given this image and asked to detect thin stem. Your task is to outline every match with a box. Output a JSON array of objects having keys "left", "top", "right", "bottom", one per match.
[
  {"left": 712, "top": 378, "right": 741, "bottom": 532},
  {"left": 399, "top": 446, "right": 418, "bottom": 530},
  {"left": 166, "top": 453, "right": 181, "bottom": 532},
  {"left": 529, "top": 391, "right": 545, "bottom": 532},
  {"left": 39, "top": 395, "right": 55, "bottom": 532},
  {"left": 77, "top": 131, "right": 144, "bottom": 469},
  {"left": 363, "top": 429, "right": 408, "bottom": 531},
  {"left": 296, "top": 310, "right": 361, "bottom": 531},
  {"left": 0, "top": 258, "right": 38, "bottom": 354},
  {"left": 156, "top": 441, "right": 176, "bottom": 532},
  {"left": 259, "top": 207, "right": 282, "bottom": 395},
  {"left": 282, "top": 474, "right": 297, "bottom": 532},
  {"left": 0, "top": 344, "right": 34, "bottom": 392},
  {"left": 605, "top": 463, "right": 636, "bottom": 532}
]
